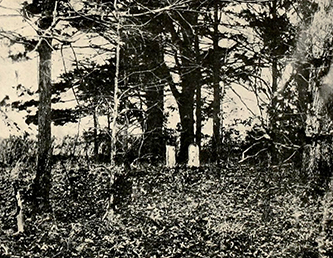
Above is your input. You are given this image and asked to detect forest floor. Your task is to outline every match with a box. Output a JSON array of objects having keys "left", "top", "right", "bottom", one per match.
[{"left": 0, "top": 160, "right": 329, "bottom": 257}]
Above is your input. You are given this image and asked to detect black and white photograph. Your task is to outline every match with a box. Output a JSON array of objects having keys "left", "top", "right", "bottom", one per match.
[{"left": 0, "top": 0, "right": 333, "bottom": 257}]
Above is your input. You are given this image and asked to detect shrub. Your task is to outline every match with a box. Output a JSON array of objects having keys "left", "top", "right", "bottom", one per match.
[{"left": 0, "top": 134, "right": 36, "bottom": 167}]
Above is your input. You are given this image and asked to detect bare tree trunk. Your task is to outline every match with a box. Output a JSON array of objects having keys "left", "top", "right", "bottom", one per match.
[
  {"left": 195, "top": 32, "right": 202, "bottom": 155},
  {"left": 32, "top": 38, "right": 53, "bottom": 214},
  {"left": 110, "top": 11, "right": 121, "bottom": 166},
  {"left": 268, "top": 0, "right": 279, "bottom": 165},
  {"left": 161, "top": 10, "right": 198, "bottom": 164},
  {"left": 212, "top": 3, "right": 222, "bottom": 163},
  {"left": 178, "top": 83, "right": 195, "bottom": 163},
  {"left": 93, "top": 105, "right": 99, "bottom": 161},
  {"left": 177, "top": 21, "right": 197, "bottom": 164}
]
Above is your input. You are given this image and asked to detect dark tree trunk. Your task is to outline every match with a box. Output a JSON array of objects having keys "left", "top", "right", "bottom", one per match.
[
  {"left": 178, "top": 81, "right": 195, "bottom": 163},
  {"left": 159, "top": 10, "right": 198, "bottom": 163},
  {"left": 142, "top": 40, "right": 165, "bottom": 163},
  {"left": 177, "top": 30, "right": 196, "bottom": 163},
  {"left": 195, "top": 33, "right": 202, "bottom": 153},
  {"left": 269, "top": 57, "right": 278, "bottom": 164},
  {"left": 268, "top": 0, "right": 279, "bottom": 165},
  {"left": 145, "top": 83, "right": 165, "bottom": 162},
  {"left": 293, "top": 62, "right": 311, "bottom": 169},
  {"left": 32, "top": 38, "right": 53, "bottom": 214}
]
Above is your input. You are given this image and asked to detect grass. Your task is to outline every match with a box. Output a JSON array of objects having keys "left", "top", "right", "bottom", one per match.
[{"left": 0, "top": 160, "right": 329, "bottom": 257}]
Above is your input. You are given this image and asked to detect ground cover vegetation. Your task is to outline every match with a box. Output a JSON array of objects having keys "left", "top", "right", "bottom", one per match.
[
  {"left": 1, "top": 0, "right": 333, "bottom": 257},
  {"left": 0, "top": 135, "right": 332, "bottom": 257}
]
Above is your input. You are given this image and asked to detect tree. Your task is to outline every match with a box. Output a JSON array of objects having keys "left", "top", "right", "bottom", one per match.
[
  {"left": 19, "top": 0, "right": 82, "bottom": 214},
  {"left": 25, "top": 0, "right": 58, "bottom": 214},
  {"left": 300, "top": 2, "right": 333, "bottom": 193},
  {"left": 239, "top": 0, "right": 298, "bottom": 164},
  {"left": 163, "top": 8, "right": 199, "bottom": 163},
  {"left": 127, "top": 38, "right": 165, "bottom": 163}
]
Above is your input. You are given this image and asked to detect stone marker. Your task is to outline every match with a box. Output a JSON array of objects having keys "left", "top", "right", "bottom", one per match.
[
  {"left": 188, "top": 143, "right": 200, "bottom": 168},
  {"left": 166, "top": 145, "right": 176, "bottom": 168}
]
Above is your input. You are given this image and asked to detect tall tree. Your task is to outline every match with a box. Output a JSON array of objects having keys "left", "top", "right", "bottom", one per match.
[
  {"left": 168, "top": 12, "right": 198, "bottom": 162},
  {"left": 28, "top": 0, "right": 57, "bottom": 214},
  {"left": 239, "top": 0, "right": 298, "bottom": 163},
  {"left": 153, "top": 1, "right": 200, "bottom": 163},
  {"left": 301, "top": 2, "right": 333, "bottom": 193}
]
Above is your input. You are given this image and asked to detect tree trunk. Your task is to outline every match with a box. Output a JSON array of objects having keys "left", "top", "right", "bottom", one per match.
[
  {"left": 293, "top": 62, "right": 311, "bottom": 169},
  {"left": 268, "top": 0, "right": 279, "bottom": 165},
  {"left": 195, "top": 32, "right": 202, "bottom": 155},
  {"left": 212, "top": 3, "right": 222, "bottom": 163},
  {"left": 269, "top": 57, "right": 278, "bottom": 165},
  {"left": 13, "top": 181, "right": 24, "bottom": 233},
  {"left": 304, "top": 64, "right": 333, "bottom": 195},
  {"left": 178, "top": 74, "right": 195, "bottom": 163},
  {"left": 145, "top": 83, "right": 164, "bottom": 162},
  {"left": 110, "top": 11, "right": 121, "bottom": 166},
  {"left": 32, "top": 38, "right": 53, "bottom": 214},
  {"left": 142, "top": 40, "right": 165, "bottom": 163},
  {"left": 317, "top": 176, "right": 333, "bottom": 257},
  {"left": 161, "top": 11, "right": 198, "bottom": 164},
  {"left": 93, "top": 105, "right": 99, "bottom": 161}
]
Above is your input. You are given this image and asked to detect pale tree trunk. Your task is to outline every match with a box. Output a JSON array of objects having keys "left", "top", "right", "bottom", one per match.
[
  {"left": 13, "top": 181, "right": 24, "bottom": 234},
  {"left": 304, "top": 67, "right": 333, "bottom": 195},
  {"left": 301, "top": 55, "right": 333, "bottom": 258},
  {"left": 110, "top": 11, "right": 121, "bottom": 166},
  {"left": 166, "top": 145, "right": 176, "bottom": 168},
  {"left": 93, "top": 105, "right": 99, "bottom": 161},
  {"left": 188, "top": 144, "right": 200, "bottom": 168},
  {"left": 106, "top": 2, "right": 121, "bottom": 219}
]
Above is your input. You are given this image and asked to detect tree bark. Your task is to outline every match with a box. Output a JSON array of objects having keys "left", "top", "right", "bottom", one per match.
[{"left": 32, "top": 38, "right": 53, "bottom": 214}]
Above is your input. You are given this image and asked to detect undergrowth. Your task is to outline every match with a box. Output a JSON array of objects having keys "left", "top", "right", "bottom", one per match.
[{"left": 0, "top": 160, "right": 330, "bottom": 257}]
